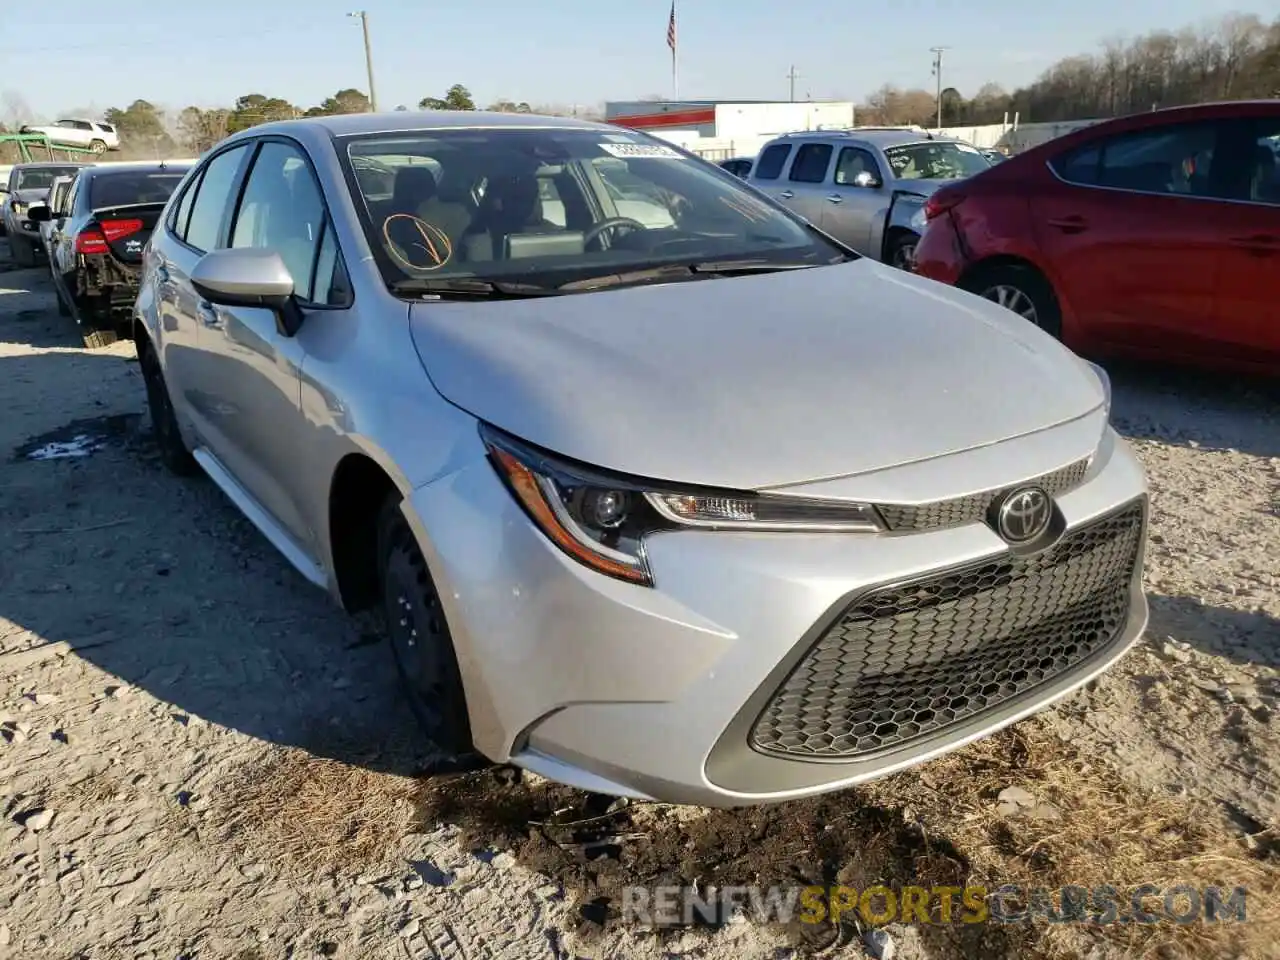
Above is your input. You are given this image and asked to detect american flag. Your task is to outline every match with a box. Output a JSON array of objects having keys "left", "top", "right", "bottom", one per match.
[{"left": 666, "top": 1, "right": 676, "bottom": 53}]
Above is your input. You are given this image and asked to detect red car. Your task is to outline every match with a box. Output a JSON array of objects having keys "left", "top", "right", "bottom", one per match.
[{"left": 913, "top": 100, "right": 1280, "bottom": 375}]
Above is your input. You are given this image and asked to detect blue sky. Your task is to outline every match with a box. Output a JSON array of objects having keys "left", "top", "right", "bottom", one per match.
[{"left": 4, "top": 0, "right": 1275, "bottom": 118}]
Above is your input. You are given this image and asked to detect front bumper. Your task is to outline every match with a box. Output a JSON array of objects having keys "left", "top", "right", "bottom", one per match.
[{"left": 403, "top": 422, "right": 1148, "bottom": 808}]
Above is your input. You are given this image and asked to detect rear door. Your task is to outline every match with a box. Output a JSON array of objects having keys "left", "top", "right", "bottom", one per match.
[
  {"left": 747, "top": 141, "right": 794, "bottom": 206},
  {"left": 820, "top": 145, "right": 887, "bottom": 255},
  {"left": 778, "top": 141, "right": 835, "bottom": 225},
  {"left": 1032, "top": 119, "right": 1237, "bottom": 357},
  {"left": 1210, "top": 114, "right": 1280, "bottom": 365},
  {"left": 153, "top": 142, "right": 255, "bottom": 446}
]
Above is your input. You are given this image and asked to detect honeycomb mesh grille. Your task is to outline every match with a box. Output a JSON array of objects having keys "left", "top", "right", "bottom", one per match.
[
  {"left": 750, "top": 500, "right": 1144, "bottom": 761},
  {"left": 875, "top": 457, "right": 1091, "bottom": 532}
]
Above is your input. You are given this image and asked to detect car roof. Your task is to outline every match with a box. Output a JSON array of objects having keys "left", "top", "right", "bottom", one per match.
[
  {"left": 80, "top": 162, "right": 191, "bottom": 177},
  {"left": 12, "top": 161, "right": 90, "bottom": 170},
  {"left": 230, "top": 110, "right": 610, "bottom": 142},
  {"left": 771, "top": 128, "right": 963, "bottom": 149}
]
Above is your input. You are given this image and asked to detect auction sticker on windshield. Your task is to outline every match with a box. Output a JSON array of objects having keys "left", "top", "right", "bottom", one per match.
[{"left": 599, "top": 143, "right": 684, "bottom": 159}]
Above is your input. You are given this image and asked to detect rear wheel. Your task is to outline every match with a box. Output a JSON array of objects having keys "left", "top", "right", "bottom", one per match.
[
  {"left": 139, "top": 338, "right": 197, "bottom": 475},
  {"left": 965, "top": 264, "right": 1063, "bottom": 339},
  {"left": 90, "top": 139, "right": 107, "bottom": 154},
  {"left": 376, "top": 493, "right": 487, "bottom": 771}
]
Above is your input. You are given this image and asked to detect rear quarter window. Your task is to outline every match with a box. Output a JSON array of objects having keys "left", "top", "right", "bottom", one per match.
[{"left": 753, "top": 143, "right": 792, "bottom": 180}]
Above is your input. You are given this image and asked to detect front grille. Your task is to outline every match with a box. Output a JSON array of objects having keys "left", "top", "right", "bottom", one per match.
[
  {"left": 875, "top": 457, "right": 1091, "bottom": 532},
  {"left": 750, "top": 500, "right": 1144, "bottom": 760}
]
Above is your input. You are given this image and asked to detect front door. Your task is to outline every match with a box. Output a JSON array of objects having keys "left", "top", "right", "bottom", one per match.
[
  {"left": 820, "top": 145, "right": 886, "bottom": 256},
  {"left": 191, "top": 139, "right": 342, "bottom": 554},
  {"left": 1031, "top": 118, "right": 1236, "bottom": 357}
]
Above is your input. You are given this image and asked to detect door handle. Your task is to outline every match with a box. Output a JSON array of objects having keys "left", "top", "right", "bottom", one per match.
[
  {"left": 1047, "top": 215, "right": 1088, "bottom": 234},
  {"left": 777, "top": 190, "right": 794, "bottom": 200},
  {"left": 196, "top": 302, "right": 220, "bottom": 327},
  {"left": 826, "top": 194, "right": 843, "bottom": 203}
]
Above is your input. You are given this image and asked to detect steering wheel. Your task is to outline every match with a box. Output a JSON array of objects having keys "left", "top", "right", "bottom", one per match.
[{"left": 583, "top": 217, "right": 647, "bottom": 249}]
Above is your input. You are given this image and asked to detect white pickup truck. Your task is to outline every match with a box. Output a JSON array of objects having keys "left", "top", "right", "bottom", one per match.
[{"left": 19, "top": 118, "right": 120, "bottom": 153}]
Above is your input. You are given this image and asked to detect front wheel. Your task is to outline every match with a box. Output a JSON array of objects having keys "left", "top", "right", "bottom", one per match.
[
  {"left": 376, "top": 494, "right": 486, "bottom": 771},
  {"left": 965, "top": 264, "right": 1063, "bottom": 339},
  {"left": 885, "top": 232, "right": 917, "bottom": 271},
  {"left": 90, "top": 139, "right": 107, "bottom": 154}
]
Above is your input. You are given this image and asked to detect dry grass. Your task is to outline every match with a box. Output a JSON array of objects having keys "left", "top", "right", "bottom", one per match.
[
  {"left": 863, "top": 719, "right": 1280, "bottom": 959},
  {"left": 49, "top": 767, "right": 134, "bottom": 812},
  {"left": 218, "top": 748, "right": 421, "bottom": 877}
]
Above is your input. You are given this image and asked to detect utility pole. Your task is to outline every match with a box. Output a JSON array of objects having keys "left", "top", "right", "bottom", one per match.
[
  {"left": 930, "top": 46, "right": 949, "bottom": 130},
  {"left": 348, "top": 11, "right": 378, "bottom": 112},
  {"left": 786, "top": 65, "right": 801, "bottom": 103}
]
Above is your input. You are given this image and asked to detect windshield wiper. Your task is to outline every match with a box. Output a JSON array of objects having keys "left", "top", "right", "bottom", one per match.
[
  {"left": 556, "top": 259, "right": 822, "bottom": 293},
  {"left": 390, "top": 277, "right": 556, "bottom": 299}
]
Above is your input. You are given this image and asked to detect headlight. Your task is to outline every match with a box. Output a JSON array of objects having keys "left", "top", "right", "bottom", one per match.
[{"left": 482, "top": 425, "right": 884, "bottom": 587}]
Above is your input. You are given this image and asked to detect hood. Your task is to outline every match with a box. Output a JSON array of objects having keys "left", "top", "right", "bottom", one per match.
[{"left": 407, "top": 259, "right": 1105, "bottom": 490}]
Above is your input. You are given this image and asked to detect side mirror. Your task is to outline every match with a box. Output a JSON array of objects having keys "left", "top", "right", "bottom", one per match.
[
  {"left": 28, "top": 204, "right": 51, "bottom": 223},
  {"left": 190, "top": 247, "right": 303, "bottom": 337}
]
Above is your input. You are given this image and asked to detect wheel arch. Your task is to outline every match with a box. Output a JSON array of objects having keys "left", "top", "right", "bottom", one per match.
[{"left": 327, "top": 450, "right": 406, "bottom": 613}]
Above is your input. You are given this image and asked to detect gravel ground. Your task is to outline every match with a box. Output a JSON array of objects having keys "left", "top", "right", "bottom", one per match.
[{"left": 1, "top": 242, "right": 1277, "bottom": 960}]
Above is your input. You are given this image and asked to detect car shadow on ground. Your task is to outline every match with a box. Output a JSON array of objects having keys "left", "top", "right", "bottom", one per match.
[
  {"left": 1105, "top": 359, "right": 1280, "bottom": 458},
  {"left": 0, "top": 348, "right": 439, "bottom": 780},
  {"left": 1147, "top": 592, "right": 1280, "bottom": 670}
]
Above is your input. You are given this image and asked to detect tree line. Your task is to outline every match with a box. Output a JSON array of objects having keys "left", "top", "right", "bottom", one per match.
[
  {"left": 1, "top": 11, "right": 1276, "bottom": 161},
  {"left": 857, "top": 12, "right": 1279, "bottom": 128}
]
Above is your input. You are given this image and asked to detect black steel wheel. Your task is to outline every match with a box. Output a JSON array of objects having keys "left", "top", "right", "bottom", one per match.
[{"left": 376, "top": 494, "right": 486, "bottom": 771}]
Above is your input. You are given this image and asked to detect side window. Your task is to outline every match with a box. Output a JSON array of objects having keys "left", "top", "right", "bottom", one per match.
[
  {"left": 310, "top": 220, "right": 352, "bottom": 306},
  {"left": 1056, "top": 123, "right": 1219, "bottom": 197},
  {"left": 834, "top": 147, "right": 881, "bottom": 185},
  {"left": 1052, "top": 144, "right": 1102, "bottom": 185},
  {"left": 753, "top": 143, "right": 792, "bottom": 180},
  {"left": 74, "top": 121, "right": 93, "bottom": 131},
  {"left": 230, "top": 141, "right": 327, "bottom": 301},
  {"left": 1249, "top": 118, "right": 1280, "bottom": 206},
  {"left": 170, "top": 171, "right": 202, "bottom": 240},
  {"left": 64, "top": 178, "right": 80, "bottom": 216},
  {"left": 184, "top": 145, "right": 250, "bottom": 252},
  {"left": 788, "top": 143, "right": 834, "bottom": 183}
]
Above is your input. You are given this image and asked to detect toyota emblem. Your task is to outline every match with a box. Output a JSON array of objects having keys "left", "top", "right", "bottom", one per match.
[{"left": 994, "top": 486, "right": 1053, "bottom": 544}]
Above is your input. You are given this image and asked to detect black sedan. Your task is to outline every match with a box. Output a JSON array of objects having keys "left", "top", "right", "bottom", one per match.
[{"left": 31, "top": 161, "right": 191, "bottom": 348}]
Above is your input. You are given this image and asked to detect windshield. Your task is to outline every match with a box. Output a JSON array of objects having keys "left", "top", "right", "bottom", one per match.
[
  {"left": 15, "top": 167, "right": 80, "bottom": 191},
  {"left": 89, "top": 171, "right": 187, "bottom": 209},
  {"left": 341, "top": 128, "right": 844, "bottom": 290},
  {"left": 883, "top": 141, "right": 990, "bottom": 181}
]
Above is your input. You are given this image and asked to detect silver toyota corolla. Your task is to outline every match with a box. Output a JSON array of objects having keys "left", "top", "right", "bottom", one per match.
[{"left": 133, "top": 112, "right": 1149, "bottom": 808}]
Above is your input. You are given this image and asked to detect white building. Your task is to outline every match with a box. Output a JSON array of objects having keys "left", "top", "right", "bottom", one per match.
[{"left": 604, "top": 100, "right": 859, "bottom": 161}]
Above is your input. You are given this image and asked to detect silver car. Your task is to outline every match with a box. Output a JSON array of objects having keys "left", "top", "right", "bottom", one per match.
[
  {"left": 2, "top": 161, "right": 88, "bottom": 266},
  {"left": 747, "top": 128, "right": 991, "bottom": 268},
  {"left": 134, "top": 112, "right": 1149, "bottom": 808}
]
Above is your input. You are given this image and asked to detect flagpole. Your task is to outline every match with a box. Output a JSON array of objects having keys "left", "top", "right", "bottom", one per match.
[{"left": 670, "top": 1, "right": 679, "bottom": 100}]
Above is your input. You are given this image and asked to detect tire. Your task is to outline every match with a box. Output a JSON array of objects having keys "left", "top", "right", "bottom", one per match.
[
  {"left": 90, "top": 139, "right": 107, "bottom": 154},
  {"left": 139, "top": 339, "right": 197, "bottom": 475},
  {"left": 376, "top": 493, "right": 486, "bottom": 770},
  {"left": 10, "top": 234, "right": 36, "bottom": 268},
  {"left": 885, "top": 231, "right": 918, "bottom": 271},
  {"left": 964, "top": 264, "right": 1063, "bottom": 339}
]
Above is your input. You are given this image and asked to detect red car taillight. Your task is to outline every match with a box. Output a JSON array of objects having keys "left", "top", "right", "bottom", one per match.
[
  {"left": 101, "top": 218, "right": 143, "bottom": 242},
  {"left": 76, "top": 219, "right": 142, "bottom": 255},
  {"left": 75, "top": 230, "right": 108, "bottom": 255},
  {"left": 924, "top": 190, "right": 966, "bottom": 221}
]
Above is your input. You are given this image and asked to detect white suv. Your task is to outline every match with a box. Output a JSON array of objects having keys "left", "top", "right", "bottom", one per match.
[{"left": 20, "top": 118, "right": 120, "bottom": 153}]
